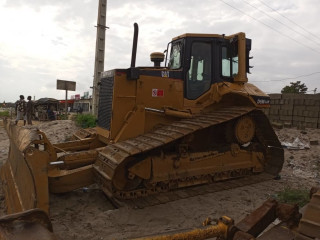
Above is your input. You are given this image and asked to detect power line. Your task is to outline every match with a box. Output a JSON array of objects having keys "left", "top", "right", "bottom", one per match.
[
  {"left": 251, "top": 71, "right": 320, "bottom": 82},
  {"left": 219, "top": 0, "right": 320, "bottom": 55},
  {"left": 256, "top": 0, "right": 320, "bottom": 42},
  {"left": 242, "top": 0, "right": 320, "bottom": 47}
]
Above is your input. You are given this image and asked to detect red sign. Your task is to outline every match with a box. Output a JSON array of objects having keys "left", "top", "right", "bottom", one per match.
[
  {"left": 152, "top": 89, "right": 164, "bottom": 97},
  {"left": 75, "top": 94, "right": 80, "bottom": 100}
]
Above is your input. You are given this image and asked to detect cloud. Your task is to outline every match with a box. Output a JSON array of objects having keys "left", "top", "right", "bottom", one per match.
[{"left": 0, "top": 0, "right": 319, "bottom": 102}]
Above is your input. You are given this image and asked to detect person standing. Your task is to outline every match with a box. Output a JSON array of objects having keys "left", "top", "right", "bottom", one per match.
[
  {"left": 15, "top": 95, "right": 26, "bottom": 125},
  {"left": 26, "top": 96, "right": 33, "bottom": 125}
]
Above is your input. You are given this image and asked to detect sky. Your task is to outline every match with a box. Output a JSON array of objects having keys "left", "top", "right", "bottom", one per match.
[{"left": 0, "top": 0, "right": 319, "bottom": 103}]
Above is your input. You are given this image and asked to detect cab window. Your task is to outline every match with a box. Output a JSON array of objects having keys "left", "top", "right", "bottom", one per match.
[
  {"left": 221, "top": 46, "right": 238, "bottom": 78},
  {"left": 186, "top": 42, "right": 212, "bottom": 100},
  {"left": 169, "top": 42, "right": 182, "bottom": 69}
]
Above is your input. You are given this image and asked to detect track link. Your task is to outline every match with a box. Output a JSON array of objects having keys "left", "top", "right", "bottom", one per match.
[{"left": 110, "top": 173, "right": 274, "bottom": 209}]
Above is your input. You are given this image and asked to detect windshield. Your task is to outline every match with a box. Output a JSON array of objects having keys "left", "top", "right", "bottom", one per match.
[{"left": 169, "top": 42, "right": 182, "bottom": 70}]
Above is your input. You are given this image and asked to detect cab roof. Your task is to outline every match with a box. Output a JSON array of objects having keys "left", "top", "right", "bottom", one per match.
[{"left": 172, "top": 33, "right": 243, "bottom": 41}]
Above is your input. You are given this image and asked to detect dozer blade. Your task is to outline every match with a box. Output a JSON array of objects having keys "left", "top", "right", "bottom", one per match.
[
  {"left": 0, "top": 209, "right": 57, "bottom": 240},
  {"left": 0, "top": 119, "right": 51, "bottom": 214},
  {"left": 1, "top": 118, "right": 100, "bottom": 214}
]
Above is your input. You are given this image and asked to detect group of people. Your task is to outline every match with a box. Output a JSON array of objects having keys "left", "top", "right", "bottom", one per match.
[{"left": 15, "top": 95, "right": 33, "bottom": 126}]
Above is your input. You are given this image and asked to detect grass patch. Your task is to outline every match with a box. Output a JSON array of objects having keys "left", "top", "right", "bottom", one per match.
[
  {"left": 76, "top": 114, "right": 96, "bottom": 128},
  {"left": 275, "top": 188, "right": 309, "bottom": 207},
  {"left": 0, "top": 111, "right": 9, "bottom": 117},
  {"left": 58, "top": 114, "right": 68, "bottom": 120}
]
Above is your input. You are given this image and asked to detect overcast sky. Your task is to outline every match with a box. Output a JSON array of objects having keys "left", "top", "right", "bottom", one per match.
[{"left": 0, "top": 0, "right": 319, "bottom": 103}]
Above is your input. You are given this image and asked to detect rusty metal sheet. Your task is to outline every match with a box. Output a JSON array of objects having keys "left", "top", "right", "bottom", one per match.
[
  {"left": 236, "top": 199, "right": 277, "bottom": 237},
  {"left": 298, "top": 190, "right": 320, "bottom": 238}
]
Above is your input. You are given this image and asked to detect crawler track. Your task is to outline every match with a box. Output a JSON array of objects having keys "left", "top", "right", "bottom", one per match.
[
  {"left": 93, "top": 106, "right": 284, "bottom": 208},
  {"left": 110, "top": 173, "right": 274, "bottom": 209}
]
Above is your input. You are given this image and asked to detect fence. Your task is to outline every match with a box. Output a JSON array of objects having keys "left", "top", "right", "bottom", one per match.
[{"left": 262, "top": 93, "right": 320, "bottom": 129}]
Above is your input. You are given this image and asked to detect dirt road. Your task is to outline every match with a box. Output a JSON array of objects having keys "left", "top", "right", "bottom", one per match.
[{"left": 0, "top": 119, "right": 319, "bottom": 239}]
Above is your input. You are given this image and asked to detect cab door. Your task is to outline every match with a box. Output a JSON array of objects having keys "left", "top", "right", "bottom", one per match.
[{"left": 185, "top": 41, "right": 212, "bottom": 100}]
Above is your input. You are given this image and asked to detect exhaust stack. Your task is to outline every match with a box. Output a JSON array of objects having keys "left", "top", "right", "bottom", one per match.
[{"left": 130, "top": 23, "right": 139, "bottom": 68}]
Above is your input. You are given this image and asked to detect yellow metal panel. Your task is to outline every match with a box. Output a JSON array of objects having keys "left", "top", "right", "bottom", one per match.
[
  {"left": 234, "top": 32, "right": 248, "bottom": 82},
  {"left": 0, "top": 145, "right": 50, "bottom": 214},
  {"left": 25, "top": 149, "right": 50, "bottom": 214},
  {"left": 144, "top": 111, "right": 177, "bottom": 134},
  {"left": 48, "top": 165, "right": 94, "bottom": 193},
  {"left": 136, "top": 74, "right": 184, "bottom": 110},
  {"left": 0, "top": 121, "right": 51, "bottom": 214},
  {"left": 114, "top": 105, "right": 145, "bottom": 142},
  {"left": 129, "top": 158, "right": 151, "bottom": 180},
  {"left": 151, "top": 149, "right": 261, "bottom": 183},
  {"left": 110, "top": 71, "right": 137, "bottom": 140}
]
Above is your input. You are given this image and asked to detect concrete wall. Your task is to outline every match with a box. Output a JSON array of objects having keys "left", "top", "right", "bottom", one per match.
[{"left": 262, "top": 93, "right": 320, "bottom": 129}]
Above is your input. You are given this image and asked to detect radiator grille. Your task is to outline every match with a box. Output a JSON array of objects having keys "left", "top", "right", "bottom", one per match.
[{"left": 98, "top": 75, "right": 114, "bottom": 130}]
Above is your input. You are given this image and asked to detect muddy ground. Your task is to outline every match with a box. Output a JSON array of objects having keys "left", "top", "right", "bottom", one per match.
[{"left": 0, "top": 119, "right": 319, "bottom": 239}]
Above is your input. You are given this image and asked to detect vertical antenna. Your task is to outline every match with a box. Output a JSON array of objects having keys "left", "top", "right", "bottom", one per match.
[{"left": 92, "top": 0, "right": 108, "bottom": 117}]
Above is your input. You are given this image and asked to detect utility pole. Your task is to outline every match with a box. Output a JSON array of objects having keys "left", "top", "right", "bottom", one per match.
[{"left": 92, "top": 0, "right": 108, "bottom": 117}]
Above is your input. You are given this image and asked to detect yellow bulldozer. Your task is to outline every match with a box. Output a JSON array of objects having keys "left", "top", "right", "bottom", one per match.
[{"left": 1, "top": 23, "right": 284, "bottom": 215}]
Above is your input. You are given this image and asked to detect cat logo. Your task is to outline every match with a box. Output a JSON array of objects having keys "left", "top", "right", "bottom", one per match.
[{"left": 161, "top": 71, "right": 169, "bottom": 78}]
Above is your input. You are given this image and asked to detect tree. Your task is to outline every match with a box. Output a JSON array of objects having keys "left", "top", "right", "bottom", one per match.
[{"left": 281, "top": 81, "right": 308, "bottom": 94}]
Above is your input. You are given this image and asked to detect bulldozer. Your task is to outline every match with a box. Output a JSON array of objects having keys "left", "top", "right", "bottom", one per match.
[{"left": 0, "top": 23, "right": 284, "bottom": 215}]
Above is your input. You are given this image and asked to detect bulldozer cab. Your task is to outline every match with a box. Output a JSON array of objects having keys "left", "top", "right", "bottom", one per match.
[
  {"left": 167, "top": 33, "right": 252, "bottom": 100},
  {"left": 95, "top": 31, "right": 257, "bottom": 142}
]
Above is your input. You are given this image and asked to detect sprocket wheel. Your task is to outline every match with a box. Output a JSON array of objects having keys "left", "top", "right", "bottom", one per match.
[{"left": 234, "top": 115, "right": 255, "bottom": 144}]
